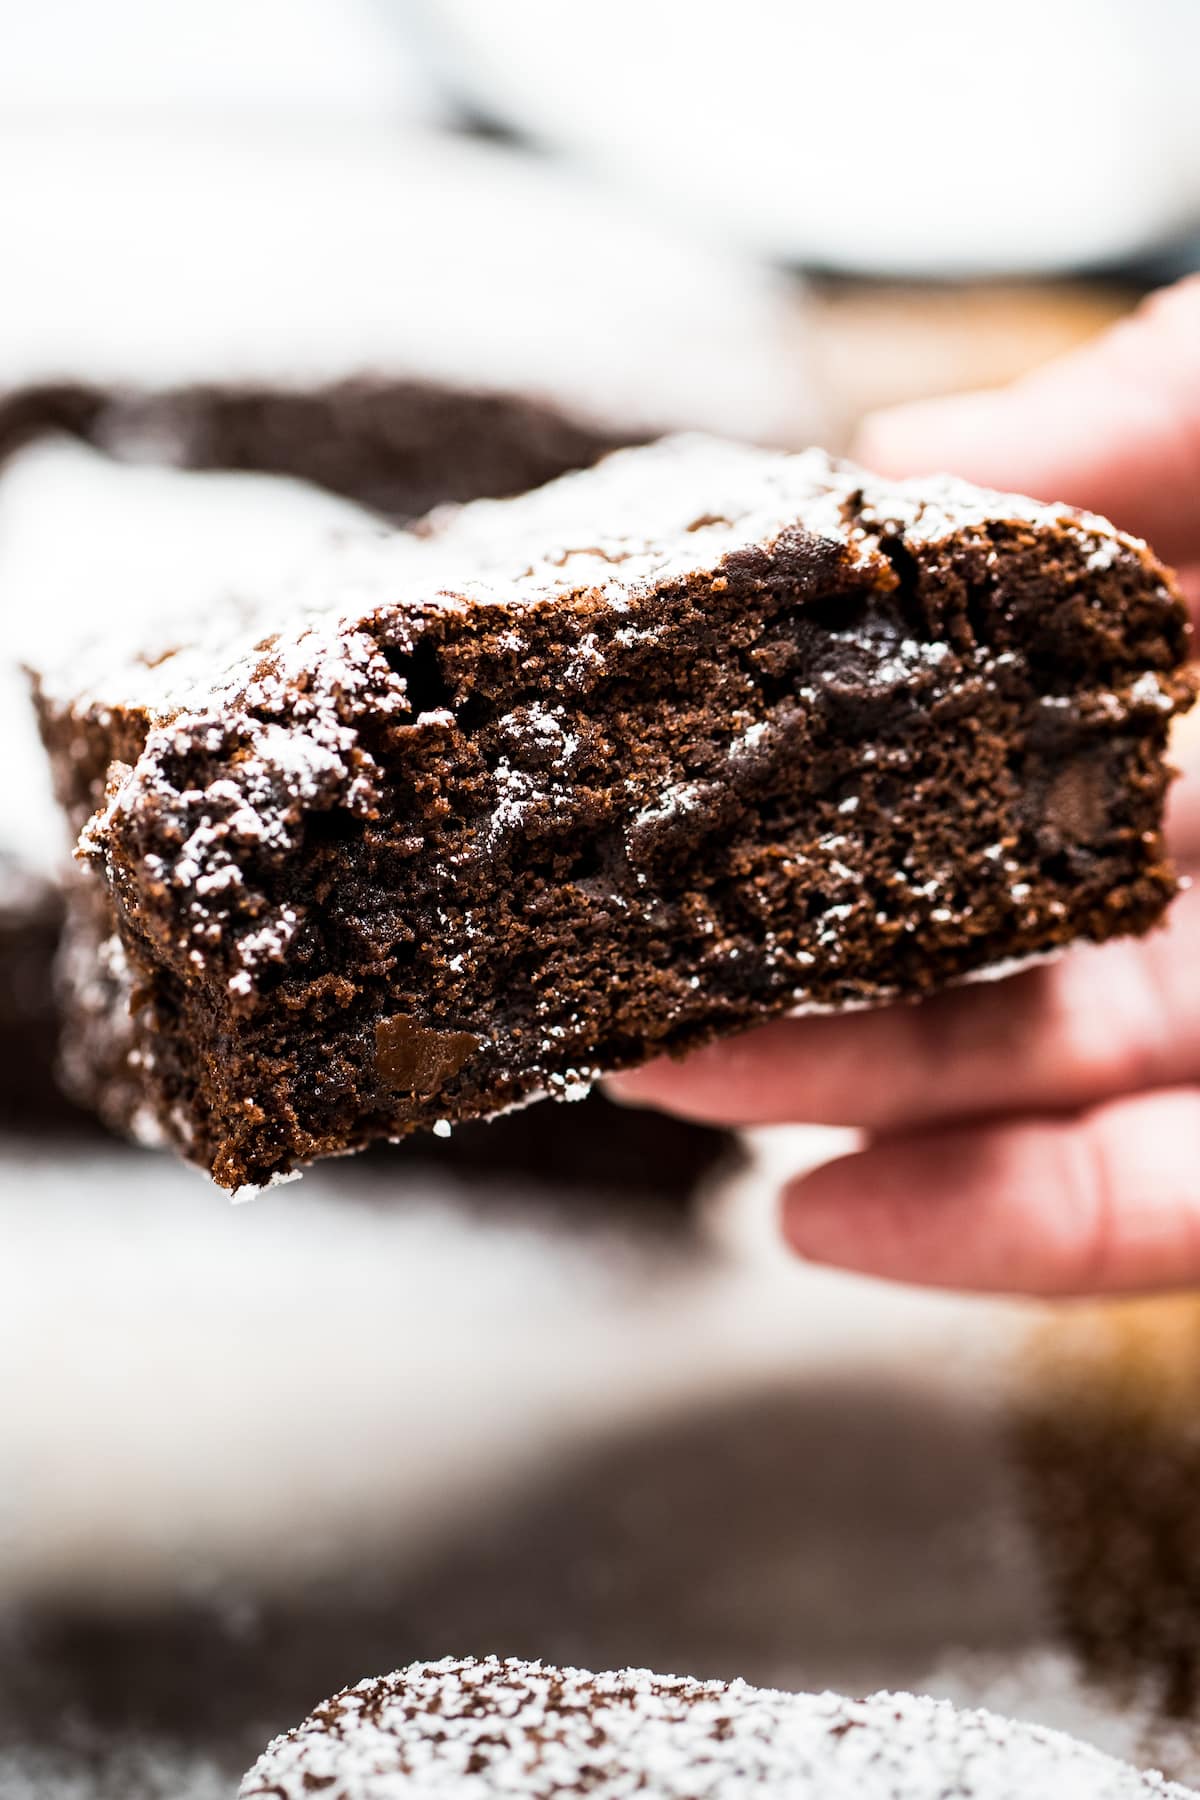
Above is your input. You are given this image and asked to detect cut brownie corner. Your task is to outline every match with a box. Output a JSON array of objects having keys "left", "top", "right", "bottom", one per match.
[{"left": 35, "top": 436, "right": 1195, "bottom": 1190}]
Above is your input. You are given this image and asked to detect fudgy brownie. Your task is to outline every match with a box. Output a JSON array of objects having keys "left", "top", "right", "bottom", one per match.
[
  {"left": 0, "top": 446, "right": 734, "bottom": 1205},
  {"left": 0, "top": 377, "right": 634, "bottom": 527},
  {"left": 0, "top": 126, "right": 817, "bottom": 515},
  {"left": 0, "top": 130, "right": 815, "bottom": 1200},
  {"left": 238, "top": 1656, "right": 1192, "bottom": 1798},
  {"left": 35, "top": 436, "right": 1193, "bottom": 1191},
  {"left": 0, "top": 855, "right": 81, "bottom": 1128}
]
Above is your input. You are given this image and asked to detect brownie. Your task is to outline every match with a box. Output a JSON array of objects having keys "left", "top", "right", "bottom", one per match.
[
  {"left": 0, "top": 377, "right": 634, "bottom": 526},
  {"left": 238, "top": 1656, "right": 1190, "bottom": 1799},
  {"left": 0, "top": 127, "right": 817, "bottom": 513},
  {"left": 34, "top": 436, "right": 1193, "bottom": 1191},
  {"left": 0, "top": 836, "right": 728, "bottom": 1201},
  {"left": 0, "top": 129, "right": 815, "bottom": 1201},
  {"left": 0, "top": 855, "right": 77, "bottom": 1128},
  {"left": 0, "top": 446, "right": 732, "bottom": 1213}
]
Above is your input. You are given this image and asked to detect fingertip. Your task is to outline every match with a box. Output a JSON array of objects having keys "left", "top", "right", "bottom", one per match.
[
  {"left": 780, "top": 1092, "right": 1200, "bottom": 1297},
  {"left": 853, "top": 276, "right": 1200, "bottom": 572},
  {"left": 778, "top": 1144, "right": 958, "bottom": 1285},
  {"left": 607, "top": 1024, "right": 801, "bottom": 1123},
  {"left": 850, "top": 394, "right": 975, "bottom": 480},
  {"left": 603, "top": 1041, "right": 739, "bottom": 1112},
  {"left": 779, "top": 1122, "right": 1090, "bottom": 1294},
  {"left": 851, "top": 381, "right": 1056, "bottom": 494},
  {"left": 602, "top": 1061, "right": 673, "bottom": 1108},
  {"left": 1129, "top": 271, "right": 1200, "bottom": 339},
  {"left": 778, "top": 1159, "right": 863, "bottom": 1268}
]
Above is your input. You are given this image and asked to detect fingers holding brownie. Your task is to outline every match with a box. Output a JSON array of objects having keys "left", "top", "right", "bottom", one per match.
[
  {"left": 781, "top": 1087, "right": 1200, "bottom": 1297},
  {"left": 614, "top": 279, "right": 1200, "bottom": 1297}
]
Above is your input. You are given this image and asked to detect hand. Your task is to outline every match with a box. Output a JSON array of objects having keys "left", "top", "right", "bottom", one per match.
[{"left": 611, "top": 276, "right": 1200, "bottom": 1297}]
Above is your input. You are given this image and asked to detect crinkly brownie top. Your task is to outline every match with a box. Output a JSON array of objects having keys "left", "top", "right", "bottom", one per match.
[{"left": 36, "top": 434, "right": 1160, "bottom": 729}]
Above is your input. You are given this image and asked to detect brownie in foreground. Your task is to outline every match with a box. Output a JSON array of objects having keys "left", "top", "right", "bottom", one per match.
[
  {"left": 36, "top": 436, "right": 1193, "bottom": 1190},
  {"left": 0, "top": 443, "right": 735, "bottom": 1208},
  {"left": 238, "top": 1656, "right": 1191, "bottom": 1799}
]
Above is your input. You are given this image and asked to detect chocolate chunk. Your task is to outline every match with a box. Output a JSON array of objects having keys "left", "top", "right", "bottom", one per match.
[{"left": 375, "top": 1015, "right": 480, "bottom": 1097}]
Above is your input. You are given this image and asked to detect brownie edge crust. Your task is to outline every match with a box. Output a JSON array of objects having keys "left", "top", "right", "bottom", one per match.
[{"left": 35, "top": 436, "right": 1193, "bottom": 1190}]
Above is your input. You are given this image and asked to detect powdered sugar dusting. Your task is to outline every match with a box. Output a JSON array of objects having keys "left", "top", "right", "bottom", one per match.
[
  {"left": 33, "top": 433, "right": 1181, "bottom": 1182},
  {"left": 73, "top": 596, "right": 413, "bottom": 999},
  {"left": 1, "top": 437, "right": 381, "bottom": 871},
  {"left": 38, "top": 436, "right": 1154, "bottom": 740},
  {"left": 238, "top": 1657, "right": 1192, "bottom": 1800}
]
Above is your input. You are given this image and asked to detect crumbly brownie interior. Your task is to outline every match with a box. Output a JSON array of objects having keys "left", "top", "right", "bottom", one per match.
[
  {"left": 0, "top": 379, "right": 631, "bottom": 522},
  {"left": 38, "top": 442, "right": 1192, "bottom": 1189}
]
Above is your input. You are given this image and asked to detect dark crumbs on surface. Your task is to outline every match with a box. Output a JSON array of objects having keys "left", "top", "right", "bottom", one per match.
[
  {"left": 236, "top": 1655, "right": 1196, "bottom": 1798},
  {"left": 33, "top": 435, "right": 1194, "bottom": 1192}
]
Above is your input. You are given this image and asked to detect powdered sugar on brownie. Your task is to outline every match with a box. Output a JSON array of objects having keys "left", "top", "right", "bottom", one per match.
[
  {"left": 45, "top": 436, "right": 1164, "bottom": 965},
  {"left": 35, "top": 436, "right": 1157, "bottom": 730},
  {"left": 1, "top": 437, "right": 378, "bottom": 869},
  {"left": 33, "top": 433, "right": 1190, "bottom": 1188},
  {"left": 238, "top": 1656, "right": 1193, "bottom": 1800}
]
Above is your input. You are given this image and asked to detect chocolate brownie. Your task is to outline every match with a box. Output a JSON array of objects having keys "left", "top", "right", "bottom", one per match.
[
  {"left": 0, "top": 855, "right": 77, "bottom": 1128},
  {"left": 0, "top": 445, "right": 732, "bottom": 1211},
  {"left": 0, "top": 130, "right": 813, "bottom": 1199},
  {"left": 34, "top": 436, "right": 1193, "bottom": 1191},
  {"left": 0, "top": 377, "right": 634, "bottom": 526},
  {"left": 238, "top": 1656, "right": 1193, "bottom": 1798},
  {"left": 0, "top": 127, "right": 817, "bottom": 512}
]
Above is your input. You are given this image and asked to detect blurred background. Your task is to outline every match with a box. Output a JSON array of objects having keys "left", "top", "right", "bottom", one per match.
[{"left": 2, "top": 3, "right": 1200, "bottom": 1795}]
